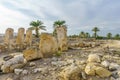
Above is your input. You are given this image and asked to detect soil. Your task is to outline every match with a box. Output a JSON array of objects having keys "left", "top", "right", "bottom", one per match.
[{"left": 0, "top": 38, "right": 120, "bottom": 80}]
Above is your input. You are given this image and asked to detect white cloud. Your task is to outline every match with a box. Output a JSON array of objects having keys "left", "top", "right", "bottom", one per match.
[{"left": 0, "top": 0, "right": 120, "bottom": 36}]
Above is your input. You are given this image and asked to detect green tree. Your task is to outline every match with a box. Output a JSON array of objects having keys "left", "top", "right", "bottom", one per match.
[
  {"left": 114, "top": 34, "right": 120, "bottom": 40},
  {"left": 53, "top": 20, "right": 67, "bottom": 36},
  {"left": 92, "top": 27, "right": 100, "bottom": 39},
  {"left": 79, "top": 31, "right": 85, "bottom": 38},
  {"left": 29, "top": 20, "right": 46, "bottom": 38},
  {"left": 85, "top": 32, "right": 90, "bottom": 38},
  {"left": 107, "top": 33, "right": 112, "bottom": 39}
]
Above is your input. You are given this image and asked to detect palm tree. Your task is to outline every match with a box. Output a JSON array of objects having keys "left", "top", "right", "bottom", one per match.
[
  {"left": 79, "top": 31, "right": 85, "bottom": 38},
  {"left": 107, "top": 33, "right": 112, "bottom": 39},
  {"left": 53, "top": 20, "right": 66, "bottom": 28},
  {"left": 29, "top": 20, "right": 46, "bottom": 38},
  {"left": 85, "top": 32, "right": 90, "bottom": 38},
  {"left": 53, "top": 20, "right": 67, "bottom": 36},
  {"left": 92, "top": 27, "right": 100, "bottom": 39},
  {"left": 114, "top": 34, "right": 120, "bottom": 40}
]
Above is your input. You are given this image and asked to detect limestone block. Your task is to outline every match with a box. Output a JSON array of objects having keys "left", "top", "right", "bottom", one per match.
[{"left": 39, "top": 33, "right": 58, "bottom": 57}]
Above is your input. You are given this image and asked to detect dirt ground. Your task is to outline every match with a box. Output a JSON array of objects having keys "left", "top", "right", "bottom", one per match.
[{"left": 0, "top": 39, "right": 120, "bottom": 80}]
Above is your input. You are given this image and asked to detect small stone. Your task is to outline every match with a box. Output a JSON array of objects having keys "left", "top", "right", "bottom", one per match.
[
  {"left": 101, "top": 60, "right": 110, "bottom": 68},
  {"left": 66, "top": 59, "right": 74, "bottom": 64},
  {"left": 81, "top": 72, "right": 87, "bottom": 79},
  {"left": 52, "top": 57, "right": 58, "bottom": 61},
  {"left": 3, "top": 55, "right": 13, "bottom": 61},
  {"left": 33, "top": 68, "right": 46, "bottom": 73},
  {"left": 111, "top": 71, "right": 119, "bottom": 79},
  {"left": 87, "top": 54, "right": 100, "bottom": 62},
  {"left": 14, "top": 69, "right": 23, "bottom": 75},
  {"left": 85, "top": 62, "right": 96, "bottom": 76},
  {"left": 80, "top": 60, "right": 86, "bottom": 64},
  {"left": 110, "top": 77, "right": 116, "bottom": 80},
  {"left": 116, "top": 78, "right": 120, "bottom": 80},
  {"left": 22, "top": 70, "right": 28, "bottom": 75},
  {"left": 59, "top": 64, "right": 81, "bottom": 80},
  {"left": 95, "top": 67, "right": 112, "bottom": 78},
  {"left": 109, "top": 63, "right": 120, "bottom": 71},
  {"left": 51, "top": 62, "right": 58, "bottom": 66},
  {"left": 29, "top": 62, "right": 36, "bottom": 67},
  {"left": 6, "top": 78, "right": 13, "bottom": 80},
  {"left": 117, "top": 71, "right": 120, "bottom": 77}
]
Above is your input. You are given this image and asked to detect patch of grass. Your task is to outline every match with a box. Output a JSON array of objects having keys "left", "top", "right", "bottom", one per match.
[{"left": 55, "top": 51, "right": 62, "bottom": 57}]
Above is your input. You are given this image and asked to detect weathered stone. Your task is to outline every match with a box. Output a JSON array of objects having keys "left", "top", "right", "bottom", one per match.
[
  {"left": 16, "top": 28, "right": 25, "bottom": 50},
  {"left": 101, "top": 60, "right": 110, "bottom": 68},
  {"left": 33, "top": 68, "right": 46, "bottom": 74},
  {"left": 81, "top": 72, "right": 87, "bottom": 79},
  {"left": 14, "top": 69, "right": 23, "bottom": 75},
  {"left": 39, "top": 33, "right": 58, "bottom": 57},
  {"left": 10, "top": 64, "right": 25, "bottom": 72},
  {"left": 1, "top": 54, "right": 27, "bottom": 73},
  {"left": 4, "top": 28, "right": 14, "bottom": 44},
  {"left": 59, "top": 64, "right": 81, "bottom": 80},
  {"left": 0, "top": 44, "right": 6, "bottom": 52},
  {"left": 4, "top": 28, "right": 14, "bottom": 50},
  {"left": 6, "top": 78, "right": 13, "bottom": 80},
  {"left": 0, "top": 58, "right": 5, "bottom": 67},
  {"left": 95, "top": 66, "right": 112, "bottom": 78},
  {"left": 109, "top": 63, "right": 120, "bottom": 71},
  {"left": 87, "top": 54, "right": 101, "bottom": 62},
  {"left": 23, "top": 48, "right": 43, "bottom": 61},
  {"left": 24, "top": 29, "right": 32, "bottom": 46},
  {"left": 117, "top": 71, "right": 120, "bottom": 77},
  {"left": 16, "top": 28, "right": 25, "bottom": 44},
  {"left": 56, "top": 26, "right": 68, "bottom": 51},
  {"left": 29, "top": 62, "right": 36, "bottom": 67},
  {"left": 85, "top": 62, "right": 97, "bottom": 75},
  {"left": 22, "top": 70, "right": 28, "bottom": 75}
]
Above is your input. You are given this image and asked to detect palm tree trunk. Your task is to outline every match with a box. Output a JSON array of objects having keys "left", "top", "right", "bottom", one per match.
[
  {"left": 35, "top": 28, "right": 39, "bottom": 38},
  {"left": 95, "top": 32, "right": 97, "bottom": 39}
]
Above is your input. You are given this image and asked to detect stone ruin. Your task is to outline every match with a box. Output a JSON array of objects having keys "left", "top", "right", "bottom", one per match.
[
  {"left": 16, "top": 28, "right": 25, "bottom": 50},
  {"left": 56, "top": 26, "right": 68, "bottom": 51},
  {"left": 39, "top": 33, "right": 58, "bottom": 57},
  {"left": 24, "top": 29, "right": 32, "bottom": 47},
  {"left": 4, "top": 28, "right": 14, "bottom": 45},
  {"left": 0, "top": 26, "right": 68, "bottom": 73},
  {"left": 4, "top": 28, "right": 14, "bottom": 50}
]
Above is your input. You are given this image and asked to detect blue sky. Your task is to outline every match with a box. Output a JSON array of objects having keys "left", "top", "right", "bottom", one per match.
[{"left": 0, "top": 0, "right": 120, "bottom": 36}]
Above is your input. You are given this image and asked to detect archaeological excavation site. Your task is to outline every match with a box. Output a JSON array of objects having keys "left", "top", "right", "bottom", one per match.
[
  {"left": 0, "top": 1, "right": 120, "bottom": 80},
  {"left": 0, "top": 22, "right": 120, "bottom": 80}
]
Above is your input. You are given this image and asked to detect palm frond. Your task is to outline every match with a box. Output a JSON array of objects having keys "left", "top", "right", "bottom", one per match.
[{"left": 39, "top": 26, "right": 46, "bottom": 31}]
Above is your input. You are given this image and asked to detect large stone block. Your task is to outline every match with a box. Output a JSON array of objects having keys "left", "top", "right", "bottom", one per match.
[
  {"left": 56, "top": 26, "right": 68, "bottom": 51},
  {"left": 23, "top": 48, "right": 43, "bottom": 61},
  {"left": 95, "top": 66, "right": 111, "bottom": 78},
  {"left": 87, "top": 54, "right": 101, "bottom": 62},
  {"left": 1, "top": 54, "right": 27, "bottom": 73},
  {"left": 24, "top": 29, "right": 32, "bottom": 46},
  {"left": 4, "top": 28, "right": 14, "bottom": 44},
  {"left": 59, "top": 64, "right": 81, "bottom": 80},
  {"left": 16, "top": 28, "right": 25, "bottom": 45},
  {"left": 39, "top": 33, "right": 58, "bottom": 57}
]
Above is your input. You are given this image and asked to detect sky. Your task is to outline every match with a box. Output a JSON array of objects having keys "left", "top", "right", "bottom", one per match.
[{"left": 0, "top": 0, "right": 120, "bottom": 36}]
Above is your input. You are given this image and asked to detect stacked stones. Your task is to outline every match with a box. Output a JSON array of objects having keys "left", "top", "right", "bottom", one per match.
[{"left": 85, "top": 54, "right": 112, "bottom": 78}]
